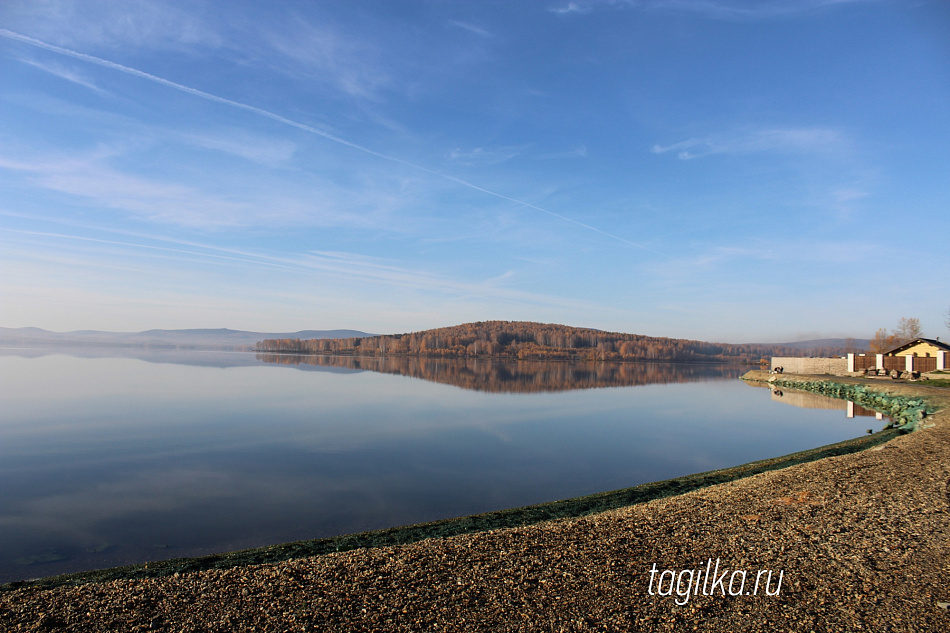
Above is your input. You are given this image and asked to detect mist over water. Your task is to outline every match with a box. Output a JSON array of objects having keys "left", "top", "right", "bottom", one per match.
[{"left": 0, "top": 349, "right": 876, "bottom": 583}]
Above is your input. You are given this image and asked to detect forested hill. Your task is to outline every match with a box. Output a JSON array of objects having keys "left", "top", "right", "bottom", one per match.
[{"left": 256, "top": 321, "right": 848, "bottom": 363}]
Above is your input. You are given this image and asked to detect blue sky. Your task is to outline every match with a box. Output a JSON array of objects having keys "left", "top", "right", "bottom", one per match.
[{"left": 1, "top": 0, "right": 948, "bottom": 342}]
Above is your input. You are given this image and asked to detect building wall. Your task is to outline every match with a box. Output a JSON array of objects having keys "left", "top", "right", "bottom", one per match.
[
  {"left": 892, "top": 341, "right": 944, "bottom": 357},
  {"left": 770, "top": 357, "right": 848, "bottom": 375}
]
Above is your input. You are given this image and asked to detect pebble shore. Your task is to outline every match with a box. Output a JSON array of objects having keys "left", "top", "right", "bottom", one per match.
[{"left": 3, "top": 372, "right": 948, "bottom": 632}]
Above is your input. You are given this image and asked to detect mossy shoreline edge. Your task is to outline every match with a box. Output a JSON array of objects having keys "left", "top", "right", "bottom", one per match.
[{"left": 3, "top": 371, "right": 920, "bottom": 592}]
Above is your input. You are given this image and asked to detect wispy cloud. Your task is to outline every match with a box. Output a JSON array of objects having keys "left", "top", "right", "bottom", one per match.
[
  {"left": 0, "top": 145, "right": 402, "bottom": 230},
  {"left": 447, "top": 145, "right": 528, "bottom": 165},
  {"left": 448, "top": 144, "right": 587, "bottom": 164},
  {"left": 659, "top": 0, "right": 877, "bottom": 21},
  {"left": 14, "top": 56, "right": 105, "bottom": 94},
  {"left": 257, "top": 17, "right": 391, "bottom": 100},
  {"left": 180, "top": 130, "right": 296, "bottom": 166},
  {"left": 549, "top": 2, "right": 596, "bottom": 15},
  {"left": 651, "top": 127, "right": 847, "bottom": 160},
  {"left": 538, "top": 145, "right": 588, "bottom": 160},
  {"left": 448, "top": 20, "right": 493, "bottom": 38},
  {"left": 0, "top": 224, "right": 598, "bottom": 312},
  {"left": 2, "top": 0, "right": 222, "bottom": 51},
  {"left": 643, "top": 236, "right": 883, "bottom": 302},
  {"left": 550, "top": 0, "right": 876, "bottom": 20},
  {"left": 830, "top": 187, "right": 868, "bottom": 205},
  {"left": 0, "top": 28, "right": 665, "bottom": 256},
  {"left": 0, "top": 151, "right": 250, "bottom": 228},
  {"left": 827, "top": 187, "right": 869, "bottom": 220}
]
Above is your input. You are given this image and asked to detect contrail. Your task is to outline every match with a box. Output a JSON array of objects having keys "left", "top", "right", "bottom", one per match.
[{"left": 0, "top": 28, "right": 667, "bottom": 256}]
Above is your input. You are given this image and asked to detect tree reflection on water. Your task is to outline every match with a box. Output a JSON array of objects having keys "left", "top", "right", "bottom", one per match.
[{"left": 256, "top": 354, "right": 745, "bottom": 393}]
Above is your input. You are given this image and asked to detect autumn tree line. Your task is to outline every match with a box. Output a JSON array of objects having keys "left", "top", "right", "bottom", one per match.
[{"left": 256, "top": 321, "right": 849, "bottom": 363}]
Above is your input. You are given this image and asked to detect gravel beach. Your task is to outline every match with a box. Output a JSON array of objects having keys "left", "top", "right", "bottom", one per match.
[{"left": 3, "top": 372, "right": 948, "bottom": 632}]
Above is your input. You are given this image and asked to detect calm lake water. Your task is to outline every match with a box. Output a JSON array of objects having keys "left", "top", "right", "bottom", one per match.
[{"left": 0, "top": 348, "right": 882, "bottom": 583}]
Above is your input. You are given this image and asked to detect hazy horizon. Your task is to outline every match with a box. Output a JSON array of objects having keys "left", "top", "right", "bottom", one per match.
[
  {"left": 2, "top": 1, "right": 948, "bottom": 342},
  {"left": 0, "top": 322, "right": 876, "bottom": 347}
]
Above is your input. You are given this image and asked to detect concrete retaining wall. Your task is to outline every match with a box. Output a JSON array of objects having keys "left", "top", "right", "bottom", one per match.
[{"left": 771, "top": 356, "right": 848, "bottom": 375}]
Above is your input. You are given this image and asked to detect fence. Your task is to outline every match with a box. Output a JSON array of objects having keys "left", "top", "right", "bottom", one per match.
[
  {"left": 773, "top": 353, "right": 947, "bottom": 375},
  {"left": 847, "top": 352, "right": 947, "bottom": 373},
  {"left": 882, "top": 356, "right": 905, "bottom": 371}
]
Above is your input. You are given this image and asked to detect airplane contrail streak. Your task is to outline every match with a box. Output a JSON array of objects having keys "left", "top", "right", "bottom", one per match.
[{"left": 0, "top": 28, "right": 667, "bottom": 256}]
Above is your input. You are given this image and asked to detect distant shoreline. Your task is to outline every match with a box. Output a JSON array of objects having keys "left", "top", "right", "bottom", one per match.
[{"left": 254, "top": 348, "right": 760, "bottom": 364}]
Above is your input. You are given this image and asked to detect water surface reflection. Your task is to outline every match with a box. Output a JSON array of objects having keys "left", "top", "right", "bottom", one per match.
[
  {"left": 255, "top": 353, "right": 743, "bottom": 392},
  {"left": 0, "top": 349, "right": 873, "bottom": 583}
]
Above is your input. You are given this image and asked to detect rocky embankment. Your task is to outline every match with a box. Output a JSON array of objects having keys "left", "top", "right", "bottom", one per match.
[{"left": 2, "top": 371, "right": 948, "bottom": 631}]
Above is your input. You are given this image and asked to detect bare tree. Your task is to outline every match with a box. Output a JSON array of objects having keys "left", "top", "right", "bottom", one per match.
[
  {"left": 894, "top": 317, "right": 922, "bottom": 344},
  {"left": 869, "top": 328, "right": 898, "bottom": 353}
]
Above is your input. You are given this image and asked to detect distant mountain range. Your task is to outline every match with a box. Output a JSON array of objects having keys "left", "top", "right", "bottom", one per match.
[
  {"left": 0, "top": 327, "right": 373, "bottom": 350},
  {"left": 778, "top": 338, "right": 870, "bottom": 351}
]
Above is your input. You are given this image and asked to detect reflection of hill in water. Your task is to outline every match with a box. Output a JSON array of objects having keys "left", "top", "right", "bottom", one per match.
[{"left": 256, "top": 354, "right": 744, "bottom": 393}]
